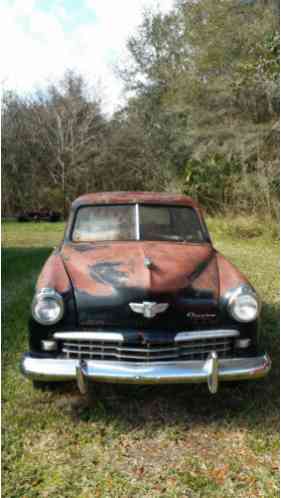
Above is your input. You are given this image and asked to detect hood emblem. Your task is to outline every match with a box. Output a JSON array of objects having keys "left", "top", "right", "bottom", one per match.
[
  {"left": 144, "top": 257, "right": 153, "bottom": 269},
  {"left": 129, "top": 301, "right": 169, "bottom": 318}
]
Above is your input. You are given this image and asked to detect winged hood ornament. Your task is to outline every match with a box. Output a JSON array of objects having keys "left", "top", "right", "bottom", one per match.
[{"left": 129, "top": 301, "right": 169, "bottom": 318}]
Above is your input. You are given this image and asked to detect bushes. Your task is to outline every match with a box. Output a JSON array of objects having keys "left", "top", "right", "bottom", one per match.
[
  {"left": 183, "top": 155, "right": 241, "bottom": 214},
  {"left": 183, "top": 154, "right": 279, "bottom": 219},
  {"left": 206, "top": 215, "right": 279, "bottom": 242}
]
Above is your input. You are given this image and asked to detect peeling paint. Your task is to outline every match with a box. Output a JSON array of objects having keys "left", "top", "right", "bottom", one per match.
[{"left": 89, "top": 261, "right": 129, "bottom": 287}]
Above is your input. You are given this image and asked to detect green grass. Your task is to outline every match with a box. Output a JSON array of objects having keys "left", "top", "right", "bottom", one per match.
[
  {"left": 2, "top": 220, "right": 65, "bottom": 248},
  {"left": 2, "top": 220, "right": 279, "bottom": 498}
]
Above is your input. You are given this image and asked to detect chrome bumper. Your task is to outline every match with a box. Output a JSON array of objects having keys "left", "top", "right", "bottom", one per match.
[{"left": 21, "top": 352, "right": 271, "bottom": 394}]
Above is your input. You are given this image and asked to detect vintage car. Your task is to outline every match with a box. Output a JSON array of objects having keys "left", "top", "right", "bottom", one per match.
[{"left": 21, "top": 192, "right": 271, "bottom": 394}]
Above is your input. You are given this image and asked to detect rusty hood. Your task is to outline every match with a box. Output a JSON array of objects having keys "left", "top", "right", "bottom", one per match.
[{"left": 61, "top": 241, "right": 219, "bottom": 326}]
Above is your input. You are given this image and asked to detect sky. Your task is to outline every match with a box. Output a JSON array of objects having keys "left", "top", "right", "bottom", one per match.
[{"left": 1, "top": 0, "right": 174, "bottom": 114}]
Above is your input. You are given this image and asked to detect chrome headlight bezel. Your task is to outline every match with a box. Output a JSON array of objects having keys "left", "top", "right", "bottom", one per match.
[
  {"left": 31, "top": 288, "right": 64, "bottom": 325},
  {"left": 224, "top": 284, "right": 261, "bottom": 323}
]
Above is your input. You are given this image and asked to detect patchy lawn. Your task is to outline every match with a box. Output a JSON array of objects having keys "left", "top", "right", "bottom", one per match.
[{"left": 2, "top": 220, "right": 279, "bottom": 498}]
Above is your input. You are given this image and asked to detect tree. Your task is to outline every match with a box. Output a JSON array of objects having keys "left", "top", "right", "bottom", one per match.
[
  {"left": 2, "top": 71, "right": 106, "bottom": 216},
  {"left": 119, "top": 0, "right": 279, "bottom": 215}
]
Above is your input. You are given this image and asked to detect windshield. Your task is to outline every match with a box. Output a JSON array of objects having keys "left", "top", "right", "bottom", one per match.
[{"left": 72, "top": 204, "right": 206, "bottom": 242}]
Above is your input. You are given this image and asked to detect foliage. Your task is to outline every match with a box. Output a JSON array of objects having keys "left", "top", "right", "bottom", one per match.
[
  {"left": 121, "top": 0, "right": 279, "bottom": 216},
  {"left": 2, "top": 71, "right": 105, "bottom": 215},
  {"left": 2, "top": 71, "right": 166, "bottom": 217},
  {"left": 1, "top": 1, "right": 279, "bottom": 218},
  {"left": 183, "top": 155, "right": 242, "bottom": 213}
]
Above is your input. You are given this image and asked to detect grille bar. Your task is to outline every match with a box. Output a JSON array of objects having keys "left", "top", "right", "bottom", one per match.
[
  {"left": 62, "top": 349, "right": 181, "bottom": 361},
  {"left": 58, "top": 333, "right": 234, "bottom": 362},
  {"left": 62, "top": 340, "right": 232, "bottom": 352},
  {"left": 62, "top": 345, "right": 231, "bottom": 360},
  {"left": 63, "top": 343, "right": 179, "bottom": 353}
]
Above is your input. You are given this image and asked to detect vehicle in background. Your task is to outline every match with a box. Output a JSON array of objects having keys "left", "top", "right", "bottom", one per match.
[{"left": 17, "top": 210, "right": 61, "bottom": 222}]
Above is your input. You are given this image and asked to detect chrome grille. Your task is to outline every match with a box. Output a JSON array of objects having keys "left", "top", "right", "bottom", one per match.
[{"left": 59, "top": 337, "right": 233, "bottom": 362}]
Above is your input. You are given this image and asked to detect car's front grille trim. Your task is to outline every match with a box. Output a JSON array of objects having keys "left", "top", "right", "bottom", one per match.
[
  {"left": 61, "top": 340, "right": 232, "bottom": 353},
  {"left": 62, "top": 348, "right": 181, "bottom": 361},
  {"left": 62, "top": 344, "right": 180, "bottom": 353},
  {"left": 54, "top": 329, "right": 239, "bottom": 342},
  {"left": 54, "top": 332, "right": 124, "bottom": 342},
  {"left": 175, "top": 330, "right": 239, "bottom": 341},
  {"left": 57, "top": 332, "right": 236, "bottom": 362},
  {"left": 62, "top": 346, "right": 232, "bottom": 361}
]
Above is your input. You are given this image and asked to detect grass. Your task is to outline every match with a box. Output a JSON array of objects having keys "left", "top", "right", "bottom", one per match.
[
  {"left": 2, "top": 220, "right": 279, "bottom": 498},
  {"left": 2, "top": 220, "right": 65, "bottom": 248}
]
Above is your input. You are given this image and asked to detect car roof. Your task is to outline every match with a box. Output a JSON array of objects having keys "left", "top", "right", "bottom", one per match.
[{"left": 71, "top": 192, "right": 199, "bottom": 209}]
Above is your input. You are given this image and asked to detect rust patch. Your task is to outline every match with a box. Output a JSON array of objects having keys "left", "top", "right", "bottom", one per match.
[
  {"left": 190, "top": 253, "right": 219, "bottom": 299},
  {"left": 216, "top": 253, "right": 249, "bottom": 296},
  {"left": 61, "top": 241, "right": 218, "bottom": 297},
  {"left": 71, "top": 191, "right": 200, "bottom": 211},
  {"left": 89, "top": 262, "right": 129, "bottom": 287},
  {"left": 36, "top": 252, "right": 71, "bottom": 294},
  {"left": 187, "top": 253, "right": 214, "bottom": 284}
]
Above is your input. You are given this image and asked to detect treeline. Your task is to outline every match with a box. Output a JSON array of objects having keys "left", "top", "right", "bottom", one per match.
[{"left": 2, "top": 0, "right": 279, "bottom": 218}]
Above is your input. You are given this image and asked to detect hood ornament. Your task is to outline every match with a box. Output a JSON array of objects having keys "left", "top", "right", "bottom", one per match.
[
  {"left": 129, "top": 301, "right": 169, "bottom": 318},
  {"left": 144, "top": 257, "right": 153, "bottom": 269}
]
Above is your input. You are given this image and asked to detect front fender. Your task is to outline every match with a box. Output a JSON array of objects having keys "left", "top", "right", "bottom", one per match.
[
  {"left": 36, "top": 249, "right": 71, "bottom": 294},
  {"left": 29, "top": 249, "right": 77, "bottom": 352}
]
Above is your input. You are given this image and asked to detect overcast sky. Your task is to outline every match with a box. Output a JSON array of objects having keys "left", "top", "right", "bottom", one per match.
[{"left": 1, "top": 0, "right": 174, "bottom": 114}]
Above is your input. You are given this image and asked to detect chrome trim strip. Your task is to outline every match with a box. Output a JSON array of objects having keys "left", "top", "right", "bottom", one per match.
[
  {"left": 21, "top": 353, "right": 271, "bottom": 387},
  {"left": 63, "top": 344, "right": 180, "bottom": 353},
  {"left": 53, "top": 332, "right": 124, "bottom": 342},
  {"left": 62, "top": 349, "right": 181, "bottom": 361},
  {"left": 53, "top": 329, "right": 239, "bottom": 343},
  {"left": 135, "top": 203, "right": 140, "bottom": 241},
  {"left": 175, "top": 329, "right": 239, "bottom": 342},
  {"left": 63, "top": 344, "right": 180, "bottom": 352},
  {"left": 62, "top": 350, "right": 231, "bottom": 361},
  {"left": 61, "top": 341, "right": 231, "bottom": 353}
]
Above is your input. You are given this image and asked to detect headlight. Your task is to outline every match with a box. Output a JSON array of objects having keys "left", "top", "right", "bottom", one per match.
[
  {"left": 32, "top": 288, "right": 64, "bottom": 325},
  {"left": 226, "top": 284, "right": 260, "bottom": 323}
]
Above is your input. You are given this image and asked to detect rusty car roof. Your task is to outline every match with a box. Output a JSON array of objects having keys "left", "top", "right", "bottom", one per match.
[{"left": 71, "top": 192, "right": 199, "bottom": 209}]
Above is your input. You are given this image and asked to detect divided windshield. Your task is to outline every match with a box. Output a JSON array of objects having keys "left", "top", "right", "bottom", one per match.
[{"left": 72, "top": 204, "right": 206, "bottom": 243}]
